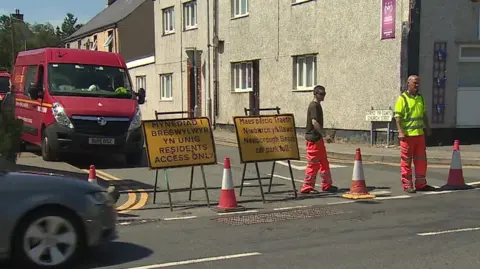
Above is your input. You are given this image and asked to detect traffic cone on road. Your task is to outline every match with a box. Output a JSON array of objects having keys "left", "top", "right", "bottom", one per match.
[
  {"left": 441, "top": 140, "right": 473, "bottom": 190},
  {"left": 342, "top": 149, "right": 376, "bottom": 199},
  {"left": 215, "top": 157, "right": 245, "bottom": 213},
  {"left": 88, "top": 165, "right": 98, "bottom": 185}
]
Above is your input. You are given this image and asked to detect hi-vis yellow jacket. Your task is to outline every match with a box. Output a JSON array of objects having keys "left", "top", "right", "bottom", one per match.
[{"left": 394, "top": 92, "right": 426, "bottom": 136}]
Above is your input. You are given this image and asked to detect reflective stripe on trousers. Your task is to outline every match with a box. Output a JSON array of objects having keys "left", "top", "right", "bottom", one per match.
[
  {"left": 400, "top": 135, "right": 428, "bottom": 189},
  {"left": 302, "top": 139, "right": 332, "bottom": 193}
]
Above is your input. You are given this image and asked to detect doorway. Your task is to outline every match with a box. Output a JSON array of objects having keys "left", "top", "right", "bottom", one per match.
[
  {"left": 249, "top": 60, "right": 260, "bottom": 115},
  {"left": 186, "top": 50, "right": 203, "bottom": 117}
]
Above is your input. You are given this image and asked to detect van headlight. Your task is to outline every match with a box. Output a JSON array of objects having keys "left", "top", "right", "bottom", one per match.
[
  {"left": 128, "top": 105, "right": 142, "bottom": 131},
  {"left": 52, "top": 102, "right": 73, "bottom": 128}
]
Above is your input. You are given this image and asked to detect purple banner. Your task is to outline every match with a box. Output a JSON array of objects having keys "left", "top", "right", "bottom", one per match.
[{"left": 381, "top": 0, "right": 396, "bottom": 40}]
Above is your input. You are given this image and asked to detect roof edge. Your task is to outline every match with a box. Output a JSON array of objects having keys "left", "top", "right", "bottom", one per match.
[{"left": 63, "top": 23, "right": 117, "bottom": 43}]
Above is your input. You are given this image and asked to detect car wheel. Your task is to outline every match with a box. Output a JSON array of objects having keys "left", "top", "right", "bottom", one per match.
[
  {"left": 13, "top": 209, "right": 84, "bottom": 269},
  {"left": 125, "top": 150, "right": 143, "bottom": 166},
  {"left": 41, "top": 132, "right": 57, "bottom": 162}
]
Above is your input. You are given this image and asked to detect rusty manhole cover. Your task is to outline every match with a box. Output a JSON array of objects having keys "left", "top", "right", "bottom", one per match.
[{"left": 215, "top": 206, "right": 352, "bottom": 226}]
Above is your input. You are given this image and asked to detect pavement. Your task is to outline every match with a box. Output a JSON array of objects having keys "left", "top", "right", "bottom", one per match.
[
  {"left": 212, "top": 130, "right": 480, "bottom": 166},
  {"left": 4, "top": 188, "right": 478, "bottom": 269}
]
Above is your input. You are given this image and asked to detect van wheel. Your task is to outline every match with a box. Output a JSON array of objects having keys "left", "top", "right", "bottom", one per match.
[
  {"left": 12, "top": 209, "right": 85, "bottom": 269},
  {"left": 41, "top": 133, "right": 57, "bottom": 162}
]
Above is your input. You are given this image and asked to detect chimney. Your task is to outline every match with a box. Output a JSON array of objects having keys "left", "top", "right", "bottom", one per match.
[{"left": 106, "top": 0, "right": 117, "bottom": 6}]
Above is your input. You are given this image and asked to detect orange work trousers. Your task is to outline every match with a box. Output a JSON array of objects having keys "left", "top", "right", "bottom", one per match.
[
  {"left": 400, "top": 135, "right": 428, "bottom": 189},
  {"left": 301, "top": 139, "right": 333, "bottom": 193}
]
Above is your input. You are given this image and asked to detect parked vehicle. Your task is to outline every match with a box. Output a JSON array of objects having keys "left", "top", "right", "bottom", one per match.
[
  {"left": 10, "top": 48, "right": 146, "bottom": 164},
  {"left": 0, "top": 170, "right": 117, "bottom": 268},
  {"left": 0, "top": 68, "right": 10, "bottom": 101}
]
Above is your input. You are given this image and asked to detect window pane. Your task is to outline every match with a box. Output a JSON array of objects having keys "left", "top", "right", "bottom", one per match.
[
  {"left": 458, "top": 62, "right": 480, "bottom": 87},
  {"left": 170, "top": 10, "right": 174, "bottom": 30},
  {"left": 241, "top": 0, "right": 248, "bottom": 14},
  {"left": 235, "top": 0, "right": 240, "bottom": 15},
  {"left": 306, "top": 57, "right": 313, "bottom": 87},
  {"left": 313, "top": 57, "right": 317, "bottom": 85},
  {"left": 461, "top": 47, "right": 480, "bottom": 58},
  {"left": 234, "top": 64, "right": 240, "bottom": 89},
  {"left": 297, "top": 58, "right": 304, "bottom": 87},
  {"left": 247, "top": 63, "right": 252, "bottom": 88},
  {"left": 241, "top": 63, "right": 247, "bottom": 89},
  {"left": 192, "top": 3, "right": 196, "bottom": 25}
]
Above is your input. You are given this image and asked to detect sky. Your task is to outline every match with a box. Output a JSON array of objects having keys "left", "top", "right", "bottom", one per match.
[{"left": 0, "top": 0, "right": 105, "bottom": 27}]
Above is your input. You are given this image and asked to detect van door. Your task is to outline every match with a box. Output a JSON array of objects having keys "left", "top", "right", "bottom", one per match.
[
  {"left": 29, "top": 64, "right": 46, "bottom": 145},
  {"left": 17, "top": 65, "right": 40, "bottom": 144}
]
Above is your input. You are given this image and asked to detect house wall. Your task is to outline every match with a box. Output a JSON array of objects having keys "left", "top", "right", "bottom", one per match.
[
  {"left": 128, "top": 62, "right": 157, "bottom": 120},
  {"left": 216, "top": 0, "right": 407, "bottom": 132},
  {"left": 418, "top": 0, "right": 480, "bottom": 128},
  {"left": 66, "top": 28, "right": 119, "bottom": 53},
  {"left": 154, "top": 0, "right": 213, "bottom": 119}
]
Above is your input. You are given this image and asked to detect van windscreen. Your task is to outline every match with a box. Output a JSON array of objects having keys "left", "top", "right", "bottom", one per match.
[
  {"left": 0, "top": 77, "right": 9, "bottom": 93},
  {"left": 47, "top": 64, "right": 133, "bottom": 98}
]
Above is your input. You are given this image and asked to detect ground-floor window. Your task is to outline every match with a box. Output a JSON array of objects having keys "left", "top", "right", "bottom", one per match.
[
  {"left": 293, "top": 54, "right": 317, "bottom": 90},
  {"left": 231, "top": 61, "right": 253, "bottom": 92},
  {"left": 135, "top": 75, "right": 146, "bottom": 91},
  {"left": 160, "top": 73, "right": 173, "bottom": 100}
]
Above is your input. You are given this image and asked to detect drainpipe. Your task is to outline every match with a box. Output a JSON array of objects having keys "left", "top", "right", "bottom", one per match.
[
  {"left": 407, "top": 0, "right": 421, "bottom": 76},
  {"left": 206, "top": 0, "right": 213, "bottom": 125},
  {"left": 212, "top": 0, "right": 219, "bottom": 128},
  {"left": 180, "top": 0, "right": 184, "bottom": 113}
]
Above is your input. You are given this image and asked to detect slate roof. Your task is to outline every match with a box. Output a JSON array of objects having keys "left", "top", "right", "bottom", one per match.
[{"left": 64, "top": 0, "right": 147, "bottom": 42}]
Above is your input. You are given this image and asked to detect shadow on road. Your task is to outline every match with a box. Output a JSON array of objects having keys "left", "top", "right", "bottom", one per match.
[{"left": 78, "top": 241, "right": 153, "bottom": 269}]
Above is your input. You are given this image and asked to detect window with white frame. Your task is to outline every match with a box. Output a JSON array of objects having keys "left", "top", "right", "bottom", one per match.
[
  {"left": 232, "top": 0, "right": 248, "bottom": 17},
  {"left": 184, "top": 1, "right": 197, "bottom": 29},
  {"left": 293, "top": 55, "right": 317, "bottom": 90},
  {"left": 163, "top": 7, "right": 175, "bottom": 34},
  {"left": 160, "top": 74, "right": 173, "bottom": 100},
  {"left": 232, "top": 62, "right": 253, "bottom": 91},
  {"left": 135, "top": 76, "right": 146, "bottom": 91},
  {"left": 458, "top": 45, "right": 480, "bottom": 88},
  {"left": 91, "top": 35, "right": 98, "bottom": 51}
]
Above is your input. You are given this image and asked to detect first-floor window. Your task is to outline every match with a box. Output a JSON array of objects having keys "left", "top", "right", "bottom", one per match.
[
  {"left": 293, "top": 54, "right": 317, "bottom": 90},
  {"left": 160, "top": 74, "right": 173, "bottom": 100},
  {"left": 232, "top": 62, "right": 253, "bottom": 91},
  {"left": 135, "top": 75, "right": 146, "bottom": 90}
]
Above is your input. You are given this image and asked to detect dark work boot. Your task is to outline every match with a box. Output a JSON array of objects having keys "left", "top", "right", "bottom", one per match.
[
  {"left": 404, "top": 187, "right": 416, "bottom": 193},
  {"left": 323, "top": 185, "right": 339, "bottom": 193},
  {"left": 416, "top": 185, "right": 436, "bottom": 192}
]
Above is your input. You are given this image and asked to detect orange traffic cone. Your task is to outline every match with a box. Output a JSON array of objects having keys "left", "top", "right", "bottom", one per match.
[
  {"left": 88, "top": 165, "right": 98, "bottom": 184},
  {"left": 441, "top": 140, "right": 473, "bottom": 190},
  {"left": 342, "top": 149, "right": 376, "bottom": 199},
  {"left": 216, "top": 157, "right": 245, "bottom": 213}
]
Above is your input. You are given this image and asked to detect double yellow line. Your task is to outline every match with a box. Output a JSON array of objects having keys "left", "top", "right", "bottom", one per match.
[{"left": 83, "top": 169, "right": 149, "bottom": 214}]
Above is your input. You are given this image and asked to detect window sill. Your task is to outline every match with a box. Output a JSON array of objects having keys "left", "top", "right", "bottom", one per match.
[
  {"left": 184, "top": 26, "right": 198, "bottom": 32},
  {"left": 231, "top": 89, "right": 253, "bottom": 93},
  {"left": 231, "top": 14, "right": 249, "bottom": 20},
  {"left": 291, "top": 0, "right": 315, "bottom": 6},
  {"left": 292, "top": 88, "right": 314, "bottom": 92},
  {"left": 163, "top": 31, "right": 175, "bottom": 37},
  {"left": 160, "top": 99, "right": 173, "bottom": 102}
]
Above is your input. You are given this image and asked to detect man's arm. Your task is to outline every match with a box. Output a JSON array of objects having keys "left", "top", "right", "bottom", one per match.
[
  {"left": 394, "top": 96, "right": 406, "bottom": 137},
  {"left": 312, "top": 119, "right": 325, "bottom": 136}
]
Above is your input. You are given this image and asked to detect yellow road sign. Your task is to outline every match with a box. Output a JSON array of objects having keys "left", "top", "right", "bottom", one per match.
[
  {"left": 142, "top": 117, "right": 217, "bottom": 169},
  {"left": 233, "top": 114, "right": 300, "bottom": 163}
]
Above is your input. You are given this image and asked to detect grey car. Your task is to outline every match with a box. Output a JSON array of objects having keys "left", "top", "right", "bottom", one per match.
[{"left": 0, "top": 170, "right": 117, "bottom": 268}]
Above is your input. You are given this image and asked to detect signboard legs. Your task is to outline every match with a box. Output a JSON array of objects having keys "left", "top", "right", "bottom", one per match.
[
  {"left": 238, "top": 107, "right": 298, "bottom": 203},
  {"left": 151, "top": 110, "right": 211, "bottom": 212}
]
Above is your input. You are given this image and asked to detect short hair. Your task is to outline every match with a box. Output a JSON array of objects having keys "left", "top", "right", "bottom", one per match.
[{"left": 313, "top": 85, "right": 325, "bottom": 94}]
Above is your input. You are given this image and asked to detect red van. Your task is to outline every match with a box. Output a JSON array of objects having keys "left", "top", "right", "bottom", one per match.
[
  {"left": 0, "top": 68, "right": 10, "bottom": 101},
  {"left": 11, "top": 48, "right": 146, "bottom": 164}
]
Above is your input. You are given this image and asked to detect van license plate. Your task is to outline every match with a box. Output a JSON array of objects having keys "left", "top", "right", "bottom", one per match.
[{"left": 88, "top": 138, "right": 115, "bottom": 145}]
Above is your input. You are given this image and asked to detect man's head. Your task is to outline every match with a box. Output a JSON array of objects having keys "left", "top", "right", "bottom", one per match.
[
  {"left": 313, "top": 85, "right": 326, "bottom": 102},
  {"left": 407, "top": 75, "right": 420, "bottom": 95}
]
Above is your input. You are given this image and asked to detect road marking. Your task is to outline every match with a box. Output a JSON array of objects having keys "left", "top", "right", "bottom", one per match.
[
  {"left": 163, "top": 216, "right": 198, "bottom": 221},
  {"left": 93, "top": 170, "right": 139, "bottom": 212},
  {"left": 423, "top": 190, "right": 456, "bottom": 195},
  {"left": 218, "top": 210, "right": 258, "bottom": 216},
  {"left": 274, "top": 205, "right": 307, "bottom": 210},
  {"left": 270, "top": 174, "right": 305, "bottom": 185},
  {"left": 125, "top": 252, "right": 262, "bottom": 269},
  {"left": 369, "top": 190, "right": 391, "bottom": 196},
  {"left": 374, "top": 195, "right": 411, "bottom": 200},
  {"left": 121, "top": 190, "right": 149, "bottom": 213},
  {"left": 417, "top": 227, "right": 480, "bottom": 236},
  {"left": 467, "top": 181, "right": 480, "bottom": 185},
  {"left": 277, "top": 160, "right": 347, "bottom": 170},
  {"left": 327, "top": 201, "right": 355, "bottom": 205}
]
